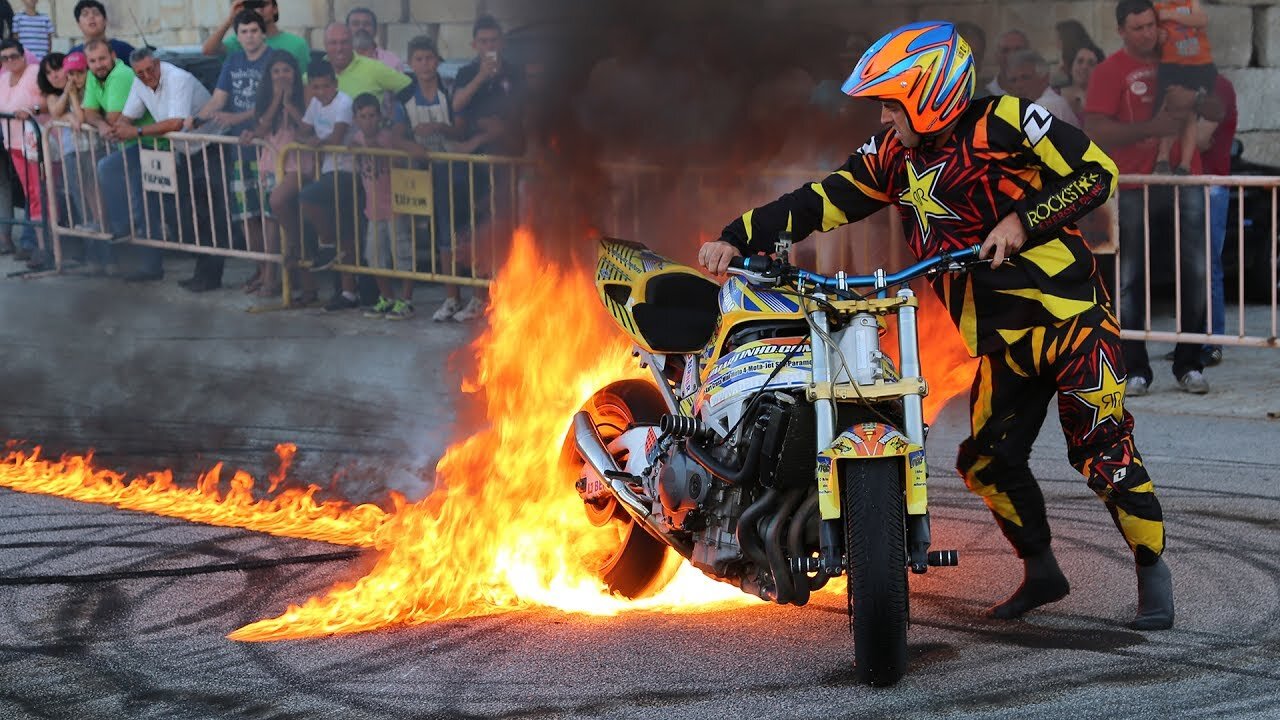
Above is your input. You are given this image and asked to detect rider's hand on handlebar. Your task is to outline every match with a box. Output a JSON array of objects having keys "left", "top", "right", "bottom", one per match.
[
  {"left": 979, "top": 213, "right": 1027, "bottom": 269},
  {"left": 698, "top": 239, "right": 741, "bottom": 277}
]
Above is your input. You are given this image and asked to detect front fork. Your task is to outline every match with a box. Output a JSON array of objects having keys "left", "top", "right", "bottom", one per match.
[{"left": 813, "top": 287, "right": 937, "bottom": 575}]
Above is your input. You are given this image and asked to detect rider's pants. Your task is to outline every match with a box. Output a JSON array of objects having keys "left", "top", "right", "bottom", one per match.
[{"left": 955, "top": 305, "right": 1165, "bottom": 566}]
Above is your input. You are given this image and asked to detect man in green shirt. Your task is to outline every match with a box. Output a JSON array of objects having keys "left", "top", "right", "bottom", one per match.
[
  {"left": 323, "top": 22, "right": 410, "bottom": 100},
  {"left": 81, "top": 38, "right": 150, "bottom": 274},
  {"left": 200, "top": 0, "right": 311, "bottom": 70}
]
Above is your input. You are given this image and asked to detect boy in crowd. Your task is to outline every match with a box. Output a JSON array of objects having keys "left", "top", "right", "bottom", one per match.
[
  {"left": 67, "top": 1, "right": 134, "bottom": 66},
  {"left": 288, "top": 61, "right": 355, "bottom": 308},
  {"left": 349, "top": 92, "right": 432, "bottom": 320},
  {"left": 13, "top": 0, "right": 53, "bottom": 61},
  {"left": 184, "top": 8, "right": 274, "bottom": 292}
]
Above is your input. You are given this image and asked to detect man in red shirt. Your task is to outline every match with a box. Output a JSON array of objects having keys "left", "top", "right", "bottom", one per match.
[{"left": 1084, "top": 0, "right": 1223, "bottom": 395}]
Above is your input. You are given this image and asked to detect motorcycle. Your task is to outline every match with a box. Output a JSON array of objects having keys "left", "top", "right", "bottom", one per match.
[{"left": 566, "top": 235, "right": 981, "bottom": 686}]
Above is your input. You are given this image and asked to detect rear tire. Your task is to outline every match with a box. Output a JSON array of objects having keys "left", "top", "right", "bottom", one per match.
[
  {"left": 564, "top": 380, "right": 677, "bottom": 599},
  {"left": 842, "top": 457, "right": 909, "bottom": 687}
]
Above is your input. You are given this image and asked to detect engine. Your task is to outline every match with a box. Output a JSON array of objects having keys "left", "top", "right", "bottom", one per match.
[{"left": 640, "top": 390, "right": 824, "bottom": 602}]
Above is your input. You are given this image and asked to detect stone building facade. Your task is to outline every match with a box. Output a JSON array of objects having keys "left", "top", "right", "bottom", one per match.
[{"left": 32, "top": 0, "right": 1280, "bottom": 164}]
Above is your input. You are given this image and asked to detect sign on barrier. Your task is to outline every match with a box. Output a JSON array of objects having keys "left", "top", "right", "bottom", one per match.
[
  {"left": 140, "top": 148, "right": 178, "bottom": 194},
  {"left": 390, "top": 168, "right": 433, "bottom": 216}
]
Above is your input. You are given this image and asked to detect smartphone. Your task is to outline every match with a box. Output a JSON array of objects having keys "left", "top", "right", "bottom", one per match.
[{"left": 244, "top": 0, "right": 267, "bottom": 9}]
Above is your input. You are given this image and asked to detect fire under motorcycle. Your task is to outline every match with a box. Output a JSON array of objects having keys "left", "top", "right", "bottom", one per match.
[{"left": 566, "top": 236, "right": 982, "bottom": 686}]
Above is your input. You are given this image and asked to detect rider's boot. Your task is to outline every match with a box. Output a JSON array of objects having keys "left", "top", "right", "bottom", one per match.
[
  {"left": 987, "top": 548, "right": 1070, "bottom": 620},
  {"left": 1129, "top": 556, "right": 1174, "bottom": 630}
]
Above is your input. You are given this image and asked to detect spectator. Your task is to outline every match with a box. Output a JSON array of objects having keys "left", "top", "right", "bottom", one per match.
[
  {"left": 184, "top": 9, "right": 275, "bottom": 293},
  {"left": 955, "top": 22, "right": 989, "bottom": 95},
  {"left": 1084, "top": 0, "right": 1224, "bottom": 395},
  {"left": 346, "top": 7, "right": 403, "bottom": 70},
  {"left": 403, "top": 36, "right": 455, "bottom": 153},
  {"left": 1153, "top": 0, "right": 1215, "bottom": 175},
  {"left": 986, "top": 29, "right": 1029, "bottom": 96},
  {"left": 40, "top": 51, "right": 103, "bottom": 265},
  {"left": 323, "top": 23, "right": 409, "bottom": 111},
  {"left": 0, "top": 37, "right": 45, "bottom": 268},
  {"left": 349, "top": 92, "right": 430, "bottom": 320},
  {"left": 240, "top": 51, "right": 308, "bottom": 299},
  {"left": 1196, "top": 74, "right": 1236, "bottom": 367},
  {"left": 67, "top": 1, "right": 134, "bottom": 67},
  {"left": 435, "top": 14, "right": 524, "bottom": 320},
  {"left": 80, "top": 37, "right": 135, "bottom": 264},
  {"left": 97, "top": 46, "right": 211, "bottom": 283},
  {"left": 292, "top": 58, "right": 356, "bottom": 310},
  {"left": 1059, "top": 45, "right": 1105, "bottom": 121},
  {"left": 202, "top": 0, "right": 310, "bottom": 70},
  {"left": 301, "top": 22, "right": 408, "bottom": 311},
  {"left": 1053, "top": 20, "right": 1099, "bottom": 88},
  {"left": 1003, "top": 48, "right": 1079, "bottom": 126},
  {"left": 294, "top": 57, "right": 360, "bottom": 310},
  {"left": 13, "top": 0, "right": 53, "bottom": 62},
  {"left": 0, "top": 1, "right": 12, "bottom": 39}
]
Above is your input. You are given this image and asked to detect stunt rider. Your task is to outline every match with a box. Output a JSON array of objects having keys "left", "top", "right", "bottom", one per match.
[{"left": 699, "top": 21, "right": 1173, "bottom": 630}]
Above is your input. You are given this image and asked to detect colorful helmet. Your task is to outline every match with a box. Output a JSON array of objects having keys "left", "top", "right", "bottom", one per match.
[{"left": 841, "top": 21, "right": 975, "bottom": 136}]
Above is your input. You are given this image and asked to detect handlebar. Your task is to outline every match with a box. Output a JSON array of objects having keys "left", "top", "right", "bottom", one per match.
[{"left": 727, "top": 245, "right": 982, "bottom": 294}]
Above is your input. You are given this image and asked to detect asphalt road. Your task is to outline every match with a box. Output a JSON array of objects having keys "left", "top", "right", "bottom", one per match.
[{"left": 2, "top": 255, "right": 1279, "bottom": 719}]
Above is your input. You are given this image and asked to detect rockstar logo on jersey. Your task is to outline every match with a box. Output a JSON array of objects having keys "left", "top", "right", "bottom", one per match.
[
  {"left": 1068, "top": 351, "right": 1128, "bottom": 437},
  {"left": 899, "top": 160, "right": 959, "bottom": 241}
]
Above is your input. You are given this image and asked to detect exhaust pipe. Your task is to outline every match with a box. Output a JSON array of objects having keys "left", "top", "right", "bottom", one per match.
[
  {"left": 573, "top": 411, "right": 651, "bottom": 518},
  {"left": 572, "top": 412, "right": 694, "bottom": 557}
]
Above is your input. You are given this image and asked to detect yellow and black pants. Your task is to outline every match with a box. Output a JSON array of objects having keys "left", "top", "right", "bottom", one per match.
[{"left": 955, "top": 306, "right": 1165, "bottom": 566}]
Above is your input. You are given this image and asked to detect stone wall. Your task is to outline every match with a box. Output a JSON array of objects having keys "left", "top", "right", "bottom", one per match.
[{"left": 34, "top": 0, "right": 1280, "bottom": 165}]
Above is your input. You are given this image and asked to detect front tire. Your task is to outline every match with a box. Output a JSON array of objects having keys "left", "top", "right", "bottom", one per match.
[{"left": 843, "top": 457, "right": 909, "bottom": 686}]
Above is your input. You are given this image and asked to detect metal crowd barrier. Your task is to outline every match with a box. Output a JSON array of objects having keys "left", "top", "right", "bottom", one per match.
[
  {"left": 32, "top": 118, "right": 1280, "bottom": 345},
  {"left": 1113, "top": 173, "right": 1278, "bottom": 348},
  {"left": 275, "top": 145, "right": 524, "bottom": 294},
  {"left": 42, "top": 120, "right": 287, "bottom": 289}
]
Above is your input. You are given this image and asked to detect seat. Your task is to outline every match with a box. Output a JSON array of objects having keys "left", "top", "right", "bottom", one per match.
[{"left": 631, "top": 272, "right": 721, "bottom": 353}]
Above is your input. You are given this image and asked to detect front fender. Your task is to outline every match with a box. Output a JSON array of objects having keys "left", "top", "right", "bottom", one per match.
[{"left": 816, "top": 422, "right": 928, "bottom": 521}]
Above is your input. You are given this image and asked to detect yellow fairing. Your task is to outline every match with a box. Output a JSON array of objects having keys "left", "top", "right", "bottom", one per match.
[
  {"left": 595, "top": 239, "right": 722, "bottom": 355},
  {"left": 817, "top": 423, "right": 928, "bottom": 520}
]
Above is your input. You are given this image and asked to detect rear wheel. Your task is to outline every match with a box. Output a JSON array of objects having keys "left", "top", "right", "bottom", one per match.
[
  {"left": 565, "top": 380, "right": 677, "bottom": 598},
  {"left": 842, "top": 457, "right": 909, "bottom": 687}
]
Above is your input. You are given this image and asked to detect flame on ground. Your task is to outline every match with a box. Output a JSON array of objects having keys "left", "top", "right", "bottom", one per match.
[
  {"left": 0, "top": 444, "right": 391, "bottom": 548},
  {"left": 228, "top": 229, "right": 753, "bottom": 641}
]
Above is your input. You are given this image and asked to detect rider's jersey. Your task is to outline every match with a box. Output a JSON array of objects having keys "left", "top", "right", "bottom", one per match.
[{"left": 720, "top": 95, "right": 1119, "bottom": 357}]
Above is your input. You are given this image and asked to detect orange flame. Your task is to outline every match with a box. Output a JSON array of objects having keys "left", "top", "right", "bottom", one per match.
[
  {"left": 0, "top": 444, "right": 390, "bottom": 548},
  {"left": 228, "top": 229, "right": 752, "bottom": 641}
]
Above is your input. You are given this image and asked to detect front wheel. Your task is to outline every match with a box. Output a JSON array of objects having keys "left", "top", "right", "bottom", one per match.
[{"left": 843, "top": 457, "right": 909, "bottom": 686}]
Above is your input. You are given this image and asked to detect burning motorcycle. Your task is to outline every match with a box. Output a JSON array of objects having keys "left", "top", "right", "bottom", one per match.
[{"left": 567, "top": 236, "right": 981, "bottom": 686}]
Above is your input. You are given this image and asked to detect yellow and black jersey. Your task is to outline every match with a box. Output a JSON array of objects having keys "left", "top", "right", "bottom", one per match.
[{"left": 721, "top": 95, "right": 1119, "bottom": 357}]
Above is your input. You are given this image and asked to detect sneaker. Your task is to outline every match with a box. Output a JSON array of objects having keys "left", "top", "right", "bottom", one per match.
[
  {"left": 1176, "top": 370, "right": 1210, "bottom": 394},
  {"left": 323, "top": 292, "right": 359, "bottom": 312},
  {"left": 1153, "top": 160, "right": 1172, "bottom": 175},
  {"left": 386, "top": 299, "right": 415, "bottom": 321},
  {"left": 1127, "top": 376, "right": 1150, "bottom": 397},
  {"left": 432, "top": 297, "right": 462, "bottom": 322},
  {"left": 74, "top": 222, "right": 102, "bottom": 233},
  {"left": 363, "top": 296, "right": 394, "bottom": 318},
  {"left": 451, "top": 296, "right": 486, "bottom": 322},
  {"left": 1201, "top": 346, "right": 1223, "bottom": 367}
]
